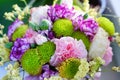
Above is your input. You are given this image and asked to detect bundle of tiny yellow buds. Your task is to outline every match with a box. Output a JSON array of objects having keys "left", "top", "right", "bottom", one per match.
[
  {"left": 112, "top": 66, "right": 120, "bottom": 72},
  {"left": 4, "top": 4, "right": 30, "bottom": 21}
]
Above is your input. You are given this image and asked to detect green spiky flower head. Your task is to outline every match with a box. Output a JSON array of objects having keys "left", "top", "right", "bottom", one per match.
[
  {"left": 12, "top": 25, "right": 28, "bottom": 41},
  {"left": 37, "top": 41, "right": 56, "bottom": 64},
  {"left": 21, "top": 49, "right": 43, "bottom": 75},
  {"left": 97, "top": 17, "right": 115, "bottom": 36},
  {"left": 57, "top": 58, "right": 80, "bottom": 79},
  {"left": 71, "top": 30, "right": 90, "bottom": 50},
  {"left": 53, "top": 19, "right": 74, "bottom": 37}
]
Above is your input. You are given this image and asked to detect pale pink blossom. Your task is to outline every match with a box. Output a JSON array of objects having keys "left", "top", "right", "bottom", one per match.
[
  {"left": 34, "top": 34, "right": 48, "bottom": 45},
  {"left": 103, "top": 46, "right": 113, "bottom": 66},
  {"left": 94, "top": 71, "right": 101, "bottom": 80},
  {"left": 50, "top": 37, "right": 87, "bottom": 66},
  {"left": 24, "top": 28, "right": 38, "bottom": 43}
]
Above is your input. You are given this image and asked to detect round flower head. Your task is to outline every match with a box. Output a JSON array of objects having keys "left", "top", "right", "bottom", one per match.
[
  {"left": 50, "top": 37, "right": 87, "bottom": 66},
  {"left": 80, "top": 18, "right": 99, "bottom": 40},
  {"left": 8, "top": 19, "right": 23, "bottom": 40},
  {"left": 57, "top": 58, "right": 80, "bottom": 79},
  {"left": 12, "top": 25, "right": 28, "bottom": 41},
  {"left": 10, "top": 38, "right": 30, "bottom": 61},
  {"left": 97, "top": 17, "right": 115, "bottom": 36},
  {"left": 53, "top": 19, "right": 74, "bottom": 37},
  {"left": 21, "top": 49, "right": 43, "bottom": 75},
  {"left": 47, "top": 4, "right": 75, "bottom": 22},
  {"left": 37, "top": 41, "right": 56, "bottom": 64}
]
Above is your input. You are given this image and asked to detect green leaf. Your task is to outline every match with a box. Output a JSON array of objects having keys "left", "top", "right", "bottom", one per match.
[
  {"left": 0, "top": 57, "right": 2, "bottom": 61},
  {"left": 83, "top": 13, "right": 88, "bottom": 19},
  {"left": 56, "top": 0, "right": 62, "bottom": 4},
  {"left": 39, "top": 19, "right": 49, "bottom": 30},
  {"left": 29, "top": 21, "right": 39, "bottom": 31},
  {"left": 5, "top": 42, "right": 13, "bottom": 49},
  {"left": 30, "top": 43, "right": 37, "bottom": 48},
  {"left": 22, "top": 14, "right": 30, "bottom": 24}
]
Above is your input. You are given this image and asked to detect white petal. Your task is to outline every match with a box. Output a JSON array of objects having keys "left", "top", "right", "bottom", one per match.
[
  {"left": 30, "top": 5, "right": 49, "bottom": 25},
  {"left": 89, "top": 27, "right": 109, "bottom": 58}
]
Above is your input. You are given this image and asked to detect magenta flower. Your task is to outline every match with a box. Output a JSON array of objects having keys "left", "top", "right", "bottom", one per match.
[
  {"left": 47, "top": 4, "right": 75, "bottom": 22},
  {"left": 50, "top": 37, "right": 87, "bottom": 66},
  {"left": 72, "top": 15, "right": 98, "bottom": 41},
  {"left": 80, "top": 18, "right": 99, "bottom": 40},
  {"left": 10, "top": 38, "right": 30, "bottom": 61},
  {"left": 8, "top": 19, "right": 24, "bottom": 40},
  {"left": 72, "top": 15, "right": 83, "bottom": 30}
]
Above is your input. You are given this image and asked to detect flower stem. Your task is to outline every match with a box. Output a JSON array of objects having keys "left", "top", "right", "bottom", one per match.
[{"left": 27, "top": 0, "right": 36, "bottom": 8}]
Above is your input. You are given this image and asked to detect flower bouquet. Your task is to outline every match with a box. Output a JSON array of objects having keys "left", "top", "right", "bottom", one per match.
[{"left": 0, "top": 0, "right": 120, "bottom": 80}]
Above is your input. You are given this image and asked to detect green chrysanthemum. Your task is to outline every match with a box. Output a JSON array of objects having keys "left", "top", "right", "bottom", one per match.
[
  {"left": 71, "top": 30, "right": 90, "bottom": 50},
  {"left": 53, "top": 19, "right": 74, "bottom": 37},
  {"left": 57, "top": 58, "right": 80, "bottom": 79},
  {"left": 12, "top": 25, "right": 28, "bottom": 41},
  {"left": 37, "top": 41, "right": 56, "bottom": 63},
  {"left": 97, "top": 17, "right": 115, "bottom": 36},
  {"left": 21, "top": 49, "right": 42, "bottom": 75}
]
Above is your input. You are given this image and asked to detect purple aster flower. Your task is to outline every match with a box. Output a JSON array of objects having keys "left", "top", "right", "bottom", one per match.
[
  {"left": 8, "top": 19, "right": 24, "bottom": 40},
  {"left": 10, "top": 38, "right": 30, "bottom": 61},
  {"left": 47, "top": 4, "right": 75, "bottom": 22},
  {"left": 39, "top": 64, "right": 58, "bottom": 80},
  {"left": 80, "top": 18, "right": 99, "bottom": 40},
  {"left": 25, "top": 64, "right": 58, "bottom": 80}
]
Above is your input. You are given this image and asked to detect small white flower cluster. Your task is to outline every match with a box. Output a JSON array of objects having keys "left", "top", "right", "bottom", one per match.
[
  {"left": 114, "top": 33, "right": 120, "bottom": 46},
  {"left": 2, "top": 62, "right": 22, "bottom": 80},
  {"left": 74, "top": 59, "right": 89, "bottom": 79},
  {"left": 4, "top": 4, "right": 30, "bottom": 21},
  {"left": 112, "top": 66, "right": 120, "bottom": 72},
  {"left": 44, "top": 75, "right": 64, "bottom": 80},
  {"left": 0, "top": 24, "right": 4, "bottom": 35},
  {"left": 0, "top": 34, "right": 9, "bottom": 66},
  {"left": 83, "top": 0, "right": 98, "bottom": 18},
  {"left": 89, "top": 57, "right": 105, "bottom": 77}
]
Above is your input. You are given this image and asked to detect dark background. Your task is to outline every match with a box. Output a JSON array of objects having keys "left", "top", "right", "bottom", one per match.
[{"left": 0, "top": 0, "right": 53, "bottom": 33}]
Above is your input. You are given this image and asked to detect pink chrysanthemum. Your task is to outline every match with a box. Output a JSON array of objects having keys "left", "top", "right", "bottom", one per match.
[{"left": 50, "top": 37, "right": 87, "bottom": 66}]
